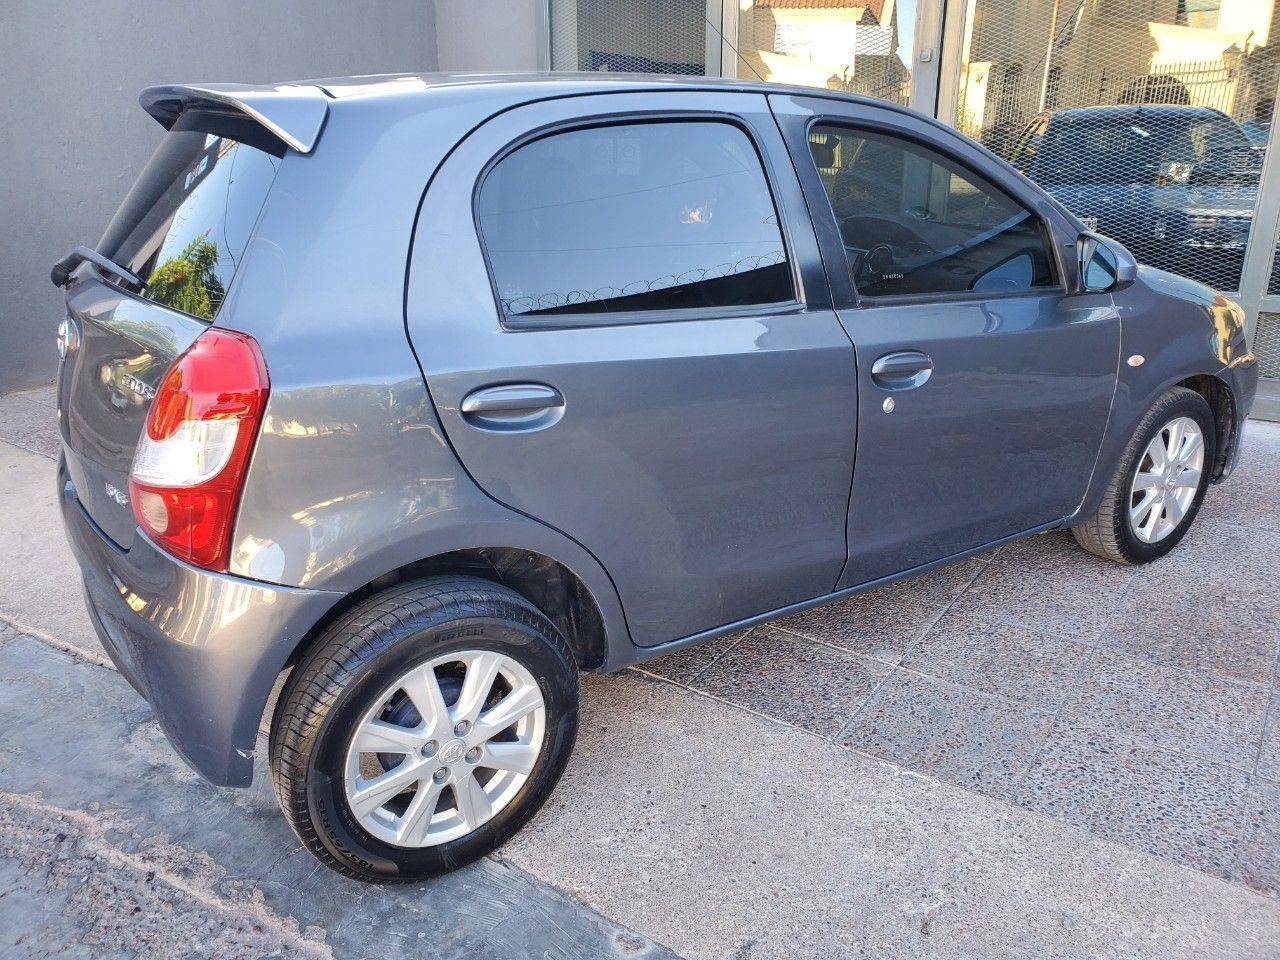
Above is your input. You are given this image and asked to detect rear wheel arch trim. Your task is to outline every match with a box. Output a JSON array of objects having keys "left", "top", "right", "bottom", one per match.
[{"left": 274, "top": 541, "right": 626, "bottom": 684}]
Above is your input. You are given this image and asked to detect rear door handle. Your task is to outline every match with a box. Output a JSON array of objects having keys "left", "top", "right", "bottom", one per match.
[
  {"left": 460, "top": 383, "right": 564, "bottom": 432},
  {"left": 870, "top": 350, "right": 933, "bottom": 390}
]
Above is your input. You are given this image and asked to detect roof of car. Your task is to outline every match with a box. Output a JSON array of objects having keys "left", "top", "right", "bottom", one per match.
[{"left": 140, "top": 72, "right": 918, "bottom": 153}]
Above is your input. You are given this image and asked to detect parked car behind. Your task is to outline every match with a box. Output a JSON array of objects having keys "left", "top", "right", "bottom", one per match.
[
  {"left": 1008, "top": 105, "right": 1263, "bottom": 290},
  {"left": 53, "top": 74, "right": 1258, "bottom": 882}
]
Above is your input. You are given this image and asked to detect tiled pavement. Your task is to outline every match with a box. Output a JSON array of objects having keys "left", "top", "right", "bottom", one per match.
[
  {"left": 643, "top": 422, "right": 1280, "bottom": 897},
  {"left": 0, "top": 381, "right": 59, "bottom": 459},
  {"left": 6, "top": 380, "right": 1280, "bottom": 899}
]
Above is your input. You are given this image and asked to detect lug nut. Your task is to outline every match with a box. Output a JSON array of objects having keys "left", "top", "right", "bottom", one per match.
[
  {"left": 421, "top": 740, "right": 438, "bottom": 758},
  {"left": 465, "top": 747, "right": 481, "bottom": 763},
  {"left": 433, "top": 767, "right": 449, "bottom": 784},
  {"left": 453, "top": 720, "right": 470, "bottom": 736}
]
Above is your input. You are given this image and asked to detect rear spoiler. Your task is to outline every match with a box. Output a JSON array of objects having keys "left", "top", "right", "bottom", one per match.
[{"left": 139, "top": 82, "right": 329, "bottom": 154}]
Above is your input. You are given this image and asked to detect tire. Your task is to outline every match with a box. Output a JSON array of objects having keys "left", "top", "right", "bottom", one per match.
[
  {"left": 269, "top": 576, "right": 579, "bottom": 882},
  {"left": 1072, "top": 387, "right": 1215, "bottom": 564}
]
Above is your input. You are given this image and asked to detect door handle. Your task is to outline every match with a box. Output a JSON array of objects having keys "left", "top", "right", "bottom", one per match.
[
  {"left": 460, "top": 383, "right": 564, "bottom": 432},
  {"left": 870, "top": 350, "right": 933, "bottom": 390}
]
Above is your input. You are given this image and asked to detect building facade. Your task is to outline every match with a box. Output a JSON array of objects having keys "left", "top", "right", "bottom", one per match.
[
  {"left": 537, "top": 0, "right": 1280, "bottom": 418},
  {"left": 5, "top": 0, "right": 1279, "bottom": 417}
]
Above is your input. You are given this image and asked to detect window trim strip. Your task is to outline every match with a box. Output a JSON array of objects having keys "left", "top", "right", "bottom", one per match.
[{"left": 472, "top": 111, "right": 803, "bottom": 329}]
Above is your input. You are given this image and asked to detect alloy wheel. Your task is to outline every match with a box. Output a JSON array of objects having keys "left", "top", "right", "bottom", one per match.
[
  {"left": 1128, "top": 415, "right": 1204, "bottom": 544},
  {"left": 343, "top": 650, "right": 546, "bottom": 848}
]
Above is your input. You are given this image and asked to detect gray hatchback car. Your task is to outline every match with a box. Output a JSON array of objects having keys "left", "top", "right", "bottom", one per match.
[{"left": 54, "top": 73, "right": 1258, "bottom": 882}]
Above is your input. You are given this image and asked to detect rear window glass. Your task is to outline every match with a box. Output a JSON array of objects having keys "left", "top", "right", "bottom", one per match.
[
  {"left": 477, "top": 120, "right": 793, "bottom": 321},
  {"left": 98, "top": 112, "right": 283, "bottom": 320}
]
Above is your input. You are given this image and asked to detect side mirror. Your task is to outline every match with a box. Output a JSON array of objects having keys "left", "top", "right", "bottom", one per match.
[{"left": 1078, "top": 232, "right": 1137, "bottom": 293}]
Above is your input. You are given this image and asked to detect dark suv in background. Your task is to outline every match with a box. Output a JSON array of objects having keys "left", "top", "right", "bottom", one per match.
[
  {"left": 53, "top": 74, "right": 1257, "bottom": 882},
  {"left": 1008, "top": 105, "right": 1263, "bottom": 290}
]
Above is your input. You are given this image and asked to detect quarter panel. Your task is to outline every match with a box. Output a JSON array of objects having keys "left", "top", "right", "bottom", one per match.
[{"left": 223, "top": 89, "right": 632, "bottom": 653}]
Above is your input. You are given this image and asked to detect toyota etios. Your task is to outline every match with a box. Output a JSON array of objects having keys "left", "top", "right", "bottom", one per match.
[{"left": 53, "top": 74, "right": 1258, "bottom": 881}]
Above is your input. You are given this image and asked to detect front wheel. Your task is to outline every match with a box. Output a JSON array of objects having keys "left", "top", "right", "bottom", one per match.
[
  {"left": 269, "top": 576, "right": 579, "bottom": 882},
  {"left": 1072, "top": 387, "right": 1215, "bottom": 564}
]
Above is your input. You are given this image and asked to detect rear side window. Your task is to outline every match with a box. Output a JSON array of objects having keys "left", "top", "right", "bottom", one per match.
[
  {"left": 98, "top": 112, "right": 283, "bottom": 320},
  {"left": 477, "top": 120, "right": 794, "bottom": 321}
]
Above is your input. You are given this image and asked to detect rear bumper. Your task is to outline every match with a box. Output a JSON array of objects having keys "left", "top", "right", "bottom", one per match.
[{"left": 58, "top": 461, "right": 341, "bottom": 786}]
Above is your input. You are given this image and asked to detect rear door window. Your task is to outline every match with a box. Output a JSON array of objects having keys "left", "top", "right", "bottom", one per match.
[
  {"left": 98, "top": 112, "right": 283, "bottom": 320},
  {"left": 476, "top": 120, "right": 794, "bottom": 322}
]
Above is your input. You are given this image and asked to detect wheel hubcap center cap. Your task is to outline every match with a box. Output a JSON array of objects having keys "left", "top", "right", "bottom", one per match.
[{"left": 439, "top": 738, "right": 467, "bottom": 765}]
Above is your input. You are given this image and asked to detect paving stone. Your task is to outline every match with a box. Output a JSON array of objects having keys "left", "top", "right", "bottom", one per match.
[
  {"left": 839, "top": 671, "right": 1056, "bottom": 798},
  {"left": 0, "top": 636, "right": 677, "bottom": 960},
  {"left": 692, "top": 626, "right": 890, "bottom": 737},
  {"left": 1098, "top": 582, "right": 1280, "bottom": 685},
  {"left": 1259, "top": 690, "right": 1280, "bottom": 784},
  {"left": 772, "top": 557, "right": 988, "bottom": 664},
  {"left": 1237, "top": 777, "right": 1280, "bottom": 896},
  {"left": 902, "top": 608, "right": 1093, "bottom": 711},
  {"left": 1060, "top": 650, "right": 1270, "bottom": 770},
  {"left": 1199, "top": 433, "right": 1280, "bottom": 532},
  {"left": 772, "top": 586, "right": 947, "bottom": 664},
  {"left": 0, "top": 401, "right": 60, "bottom": 459},
  {"left": 637, "top": 628, "right": 752, "bottom": 685},
  {"left": 1016, "top": 724, "right": 1250, "bottom": 879},
  {"left": 951, "top": 532, "right": 1135, "bottom": 642},
  {"left": 1134, "top": 521, "right": 1280, "bottom": 619}
]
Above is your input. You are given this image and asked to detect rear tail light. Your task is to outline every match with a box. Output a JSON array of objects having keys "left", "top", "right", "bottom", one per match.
[{"left": 129, "top": 329, "right": 269, "bottom": 571}]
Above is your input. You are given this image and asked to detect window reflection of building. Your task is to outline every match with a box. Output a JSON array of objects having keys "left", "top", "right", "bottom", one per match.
[
  {"left": 736, "top": 0, "right": 912, "bottom": 105},
  {"left": 958, "top": 0, "right": 1280, "bottom": 146}
]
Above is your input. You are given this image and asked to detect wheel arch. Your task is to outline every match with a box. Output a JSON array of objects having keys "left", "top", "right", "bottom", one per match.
[
  {"left": 280, "top": 546, "right": 614, "bottom": 683},
  {"left": 1174, "top": 372, "right": 1236, "bottom": 480},
  {"left": 1072, "top": 365, "right": 1237, "bottom": 526}
]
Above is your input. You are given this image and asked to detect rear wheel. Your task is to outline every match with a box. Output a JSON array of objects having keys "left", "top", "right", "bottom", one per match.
[
  {"left": 1072, "top": 387, "right": 1215, "bottom": 564},
  {"left": 270, "top": 576, "right": 579, "bottom": 882}
]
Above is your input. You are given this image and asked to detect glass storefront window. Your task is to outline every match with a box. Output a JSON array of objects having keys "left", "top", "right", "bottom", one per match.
[
  {"left": 549, "top": 0, "right": 709, "bottom": 75},
  {"left": 733, "top": 0, "right": 917, "bottom": 106},
  {"left": 955, "top": 0, "right": 1280, "bottom": 293}
]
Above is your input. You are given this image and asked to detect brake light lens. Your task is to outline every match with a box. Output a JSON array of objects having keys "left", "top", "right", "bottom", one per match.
[{"left": 129, "top": 329, "right": 269, "bottom": 571}]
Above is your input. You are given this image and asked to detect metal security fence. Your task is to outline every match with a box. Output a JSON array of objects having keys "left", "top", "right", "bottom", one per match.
[
  {"left": 1257, "top": 311, "right": 1280, "bottom": 379},
  {"left": 548, "top": 0, "right": 710, "bottom": 75},
  {"left": 953, "top": 0, "right": 1280, "bottom": 294}
]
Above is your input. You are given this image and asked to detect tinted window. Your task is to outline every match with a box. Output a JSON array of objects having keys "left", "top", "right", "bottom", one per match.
[
  {"left": 478, "top": 121, "right": 793, "bottom": 319},
  {"left": 99, "top": 112, "right": 283, "bottom": 320},
  {"left": 809, "top": 124, "right": 1056, "bottom": 298}
]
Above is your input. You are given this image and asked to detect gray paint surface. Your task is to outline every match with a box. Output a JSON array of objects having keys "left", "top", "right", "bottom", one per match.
[
  {"left": 0, "top": 0, "right": 439, "bottom": 394},
  {"left": 770, "top": 95, "right": 1122, "bottom": 586},
  {"left": 407, "top": 89, "right": 856, "bottom": 646},
  {"left": 50, "top": 74, "right": 1258, "bottom": 792}
]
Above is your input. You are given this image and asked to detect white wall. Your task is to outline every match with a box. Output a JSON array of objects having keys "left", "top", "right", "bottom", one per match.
[
  {"left": 0, "top": 0, "right": 439, "bottom": 393},
  {"left": 435, "top": 0, "right": 542, "bottom": 71}
]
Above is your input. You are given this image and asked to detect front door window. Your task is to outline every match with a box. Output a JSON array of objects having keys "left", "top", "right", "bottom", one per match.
[{"left": 808, "top": 124, "right": 1058, "bottom": 298}]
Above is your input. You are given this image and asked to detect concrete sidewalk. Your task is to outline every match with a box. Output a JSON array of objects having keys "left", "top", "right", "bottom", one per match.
[{"left": 1, "top": 387, "right": 1278, "bottom": 958}]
